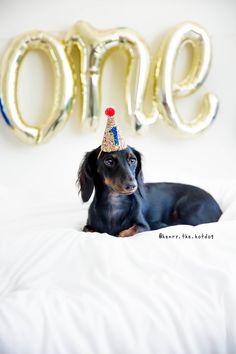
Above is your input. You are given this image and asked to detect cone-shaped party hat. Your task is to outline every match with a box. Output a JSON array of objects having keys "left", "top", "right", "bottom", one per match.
[{"left": 100, "top": 107, "right": 127, "bottom": 152}]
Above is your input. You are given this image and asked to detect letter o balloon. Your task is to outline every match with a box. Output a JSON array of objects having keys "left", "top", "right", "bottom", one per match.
[{"left": 0, "top": 31, "right": 75, "bottom": 144}]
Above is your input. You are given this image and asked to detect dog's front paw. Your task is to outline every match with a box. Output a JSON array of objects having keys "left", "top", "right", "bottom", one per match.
[
  {"left": 119, "top": 225, "right": 137, "bottom": 237},
  {"left": 83, "top": 225, "right": 95, "bottom": 233}
]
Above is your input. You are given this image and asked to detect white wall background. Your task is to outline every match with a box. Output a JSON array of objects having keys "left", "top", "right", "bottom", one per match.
[{"left": 0, "top": 0, "right": 236, "bottom": 209}]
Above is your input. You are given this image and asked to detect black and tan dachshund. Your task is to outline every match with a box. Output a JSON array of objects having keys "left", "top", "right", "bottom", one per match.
[{"left": 78, "top": 146, "right": 222, "bottom": 237}]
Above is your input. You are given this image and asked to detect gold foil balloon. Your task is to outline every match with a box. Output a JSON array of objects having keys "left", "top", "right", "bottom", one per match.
[
  {"left": 65, "top": 21, "right": 160, "bottom": 132},
  {"left": 0, "top": 22, "right": 219, "bottom": 143},
  {"left": 155, "top": 22, "right": 219, "bottom": 134},
  {"left": 0, "top": 31, "right": 75, "bottom": 144}
]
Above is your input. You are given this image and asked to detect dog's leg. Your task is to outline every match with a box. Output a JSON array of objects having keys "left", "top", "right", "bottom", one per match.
[
  {"left": 119, "top": 225, "right": 138, "bottom": 237},
  {"left": 83, "top": 225, "right": 95, "bottom": 232},
  {"left": 119, "top": 223, "right": 150, "bottom": 237},
  {"left": 119, "top": 208, "right": 150, "bottom": 237}
]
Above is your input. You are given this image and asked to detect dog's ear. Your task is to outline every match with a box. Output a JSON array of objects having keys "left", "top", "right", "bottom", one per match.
[
  {"left": 77, "top": 148, "right": 99, "bottom": 202},
  {"left": 132, "top": 147, "right": 145, "bottom": 198}
]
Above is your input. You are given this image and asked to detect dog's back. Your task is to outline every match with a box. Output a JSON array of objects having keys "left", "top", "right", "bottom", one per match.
[{"left": 143, "top": 182, "right": 222, "bottom": 229}]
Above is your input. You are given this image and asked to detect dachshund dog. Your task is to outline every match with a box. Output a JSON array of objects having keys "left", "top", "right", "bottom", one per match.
[{"left": 78, "top": 145, "right": 222, "bottom": 237}]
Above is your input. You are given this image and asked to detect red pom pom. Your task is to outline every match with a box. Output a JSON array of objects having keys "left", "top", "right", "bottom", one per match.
[{"left": 105, "top": 107, "right": 115, "bottom": 117}]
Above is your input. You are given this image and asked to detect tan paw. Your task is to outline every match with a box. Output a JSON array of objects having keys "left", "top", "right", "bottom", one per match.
[{"left": 119, "top": 225, "right": 137, "bottom": 237}]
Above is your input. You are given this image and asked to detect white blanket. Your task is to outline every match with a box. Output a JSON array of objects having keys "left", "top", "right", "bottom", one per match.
[
  {"left": 0, "top": 180, "right": 236, "bottom": 354},
  {"left": 0, "top": 222, "right": 236, "bottom": 353}
]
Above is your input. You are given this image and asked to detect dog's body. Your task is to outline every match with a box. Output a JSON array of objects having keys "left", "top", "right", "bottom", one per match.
[{"left": 78, "top": 146, "right": 222, "bottom": 237}]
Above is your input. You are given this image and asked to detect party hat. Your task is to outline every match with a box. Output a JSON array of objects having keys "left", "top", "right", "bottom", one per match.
[{"left": 100, "top": 107, "right": 127, "bottom": 152}]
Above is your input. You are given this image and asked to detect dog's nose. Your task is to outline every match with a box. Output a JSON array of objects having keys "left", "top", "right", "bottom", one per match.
[{"left": 124, "top": 183, "right": 137, "bottom": 192}]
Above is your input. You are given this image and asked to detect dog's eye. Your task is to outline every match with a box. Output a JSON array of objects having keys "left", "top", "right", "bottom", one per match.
[
  {"left": 129, "top": 157, "right": 137, "bottom": 164},
  {"left": 104, "top": 158, "right": 114, "bottom": 167}
]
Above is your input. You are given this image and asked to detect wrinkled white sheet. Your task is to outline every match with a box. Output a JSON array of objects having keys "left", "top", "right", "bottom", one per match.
[
  {"left": 0, "top": 180, "right": 236, "bottom": 354},
  {"left": 0, "top": 220, "right": 236, "bottom": 353}
]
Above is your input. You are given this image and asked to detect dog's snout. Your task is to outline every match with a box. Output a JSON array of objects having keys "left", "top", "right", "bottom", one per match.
[{"left": 124, "top": 182, "right": 137, "bottom": 192}]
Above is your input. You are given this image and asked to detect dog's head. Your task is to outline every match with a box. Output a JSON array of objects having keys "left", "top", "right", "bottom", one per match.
[{"left": 77, "top": 146, "right": 143, "bottom": 202}]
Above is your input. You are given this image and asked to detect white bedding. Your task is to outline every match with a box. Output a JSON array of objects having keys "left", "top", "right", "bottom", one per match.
[{"left": 0, "top": 181, "right": 236, "bottom": 354}]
